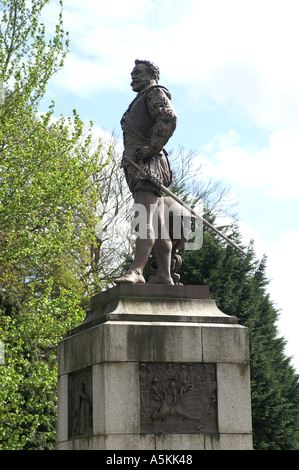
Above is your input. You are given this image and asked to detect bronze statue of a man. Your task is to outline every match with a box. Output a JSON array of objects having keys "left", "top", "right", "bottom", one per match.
[{"left": 114, "top": 60, "right": 177, "bottom": 285}]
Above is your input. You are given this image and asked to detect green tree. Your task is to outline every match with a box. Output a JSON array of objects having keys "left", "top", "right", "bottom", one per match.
[
  {"left": 0, "top": 0, "right": 67, "bottom": 104},
  {"left": 179, "top": 215, "right": 299, "bottom": 449},
  {"left": 0, "top": 284, "right": 85, "bottom": 449},
  {"left": 0, "top": 0, "right": 109, "bottom": 299},
  {"left": 0, "top": 0, "right": 108, "bottom": 449}
]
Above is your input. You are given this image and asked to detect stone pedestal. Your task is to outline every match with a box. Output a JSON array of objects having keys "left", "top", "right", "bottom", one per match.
[{"left": 57, "top": 285, "right": 253, "bottom": 450}]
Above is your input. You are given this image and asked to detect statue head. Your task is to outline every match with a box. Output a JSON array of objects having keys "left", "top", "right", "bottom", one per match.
[{"left": 130, "top": 59, "right": 160, "bottom": 93}]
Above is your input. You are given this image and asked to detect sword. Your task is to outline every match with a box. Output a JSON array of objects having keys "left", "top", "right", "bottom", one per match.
[{"left": 123, "top": 155, "right": 246, "bottom": 255}]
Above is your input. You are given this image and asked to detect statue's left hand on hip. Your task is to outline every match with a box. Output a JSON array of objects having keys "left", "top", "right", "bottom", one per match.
[{"left": 135, "top": 146, "right": 155, "bottom": 160}]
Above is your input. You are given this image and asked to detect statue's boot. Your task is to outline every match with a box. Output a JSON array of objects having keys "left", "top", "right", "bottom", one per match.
[
  {"left": 114, "top": 268, "right": 146, "bottom": 284},
  {"left": 147, "top": 275, "right": 174, "bottom": 285}
]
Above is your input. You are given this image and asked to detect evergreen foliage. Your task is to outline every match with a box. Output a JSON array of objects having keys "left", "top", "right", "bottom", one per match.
[{"left": 179, "top": 214, "right": 299, "bottom": 449}]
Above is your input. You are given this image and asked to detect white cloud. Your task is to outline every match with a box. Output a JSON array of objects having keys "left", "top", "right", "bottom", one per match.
[
  {"left": 237, "top": 221, "right": 268, "bottom": 260},
  {"left": 198, "top": 129, "right": 299, "bottom": 200},
  {"left": 43, "top": 0, "right": 299, "bottom": 129},
  {"left": 44, "top": 0, "right": 164, "bottom": 95}
]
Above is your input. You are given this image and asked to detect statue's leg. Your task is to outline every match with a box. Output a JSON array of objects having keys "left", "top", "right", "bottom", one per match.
[
  {"left": 147, "top": 197, "right": 173, "bottom": 285},
  {"left": 114, "top": 190, "right": 157, "bottom": 284},
  {"left": 129, "top": 190, "right": 157, "bottom": 274},
  {"left": 114, "top": 190, "right": 173, "bottom": 284}
]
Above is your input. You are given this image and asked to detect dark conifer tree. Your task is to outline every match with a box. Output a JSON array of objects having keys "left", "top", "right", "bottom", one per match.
[{"left": 179, "top": 216, "right": 299, "bottom": 449}]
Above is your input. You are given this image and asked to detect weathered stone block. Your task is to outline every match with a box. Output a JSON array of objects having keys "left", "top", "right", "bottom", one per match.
[
  {"left": 93, "top": 362, "right": 140, "bottom": 435},
  {"left": 202, "top": 323, "right": 250, "bottom": 363},
  {"left": 57, "top": 285, "right": 253, "bottom": 450},
  {"left": 217, "top": 363, "right": 252, "bottom": 434}
]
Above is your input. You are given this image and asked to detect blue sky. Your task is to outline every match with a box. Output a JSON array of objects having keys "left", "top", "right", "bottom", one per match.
[{"left": 40, "top": 0, "right": 299, "bottom": 371}]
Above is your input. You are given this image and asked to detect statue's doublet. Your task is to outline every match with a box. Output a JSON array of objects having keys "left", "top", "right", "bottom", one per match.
[{"left": 121, "top": 85, "right": 177, "bottom": 195}]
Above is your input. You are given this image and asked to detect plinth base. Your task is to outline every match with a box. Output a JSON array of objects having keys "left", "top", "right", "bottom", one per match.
[{"left": 57, "top": 285, "right": 252, "bottom": 450}]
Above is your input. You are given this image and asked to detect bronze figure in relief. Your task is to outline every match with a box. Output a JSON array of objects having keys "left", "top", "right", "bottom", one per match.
[
  {"left": 140, "top": 362, "right": 218, "bottom": 434},
  {"left": 68, "top": 368, "right": 93, "bottom": 438}
]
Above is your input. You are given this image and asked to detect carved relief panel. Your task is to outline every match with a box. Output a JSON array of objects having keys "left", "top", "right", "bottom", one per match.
[
  {"left": 68, "top": 368, "right": 93, "bottom": 438},
  {"left": 140, "top": 362, "right": 217, "bottom": 434}
]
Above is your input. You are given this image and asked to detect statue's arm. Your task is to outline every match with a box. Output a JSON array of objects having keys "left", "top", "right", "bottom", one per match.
[
  {"left": 134, "top": 87, "right": 177, "bottom": 160},
  {"left": 146, "top": 87, "right": 177, "bottom": 154}
]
